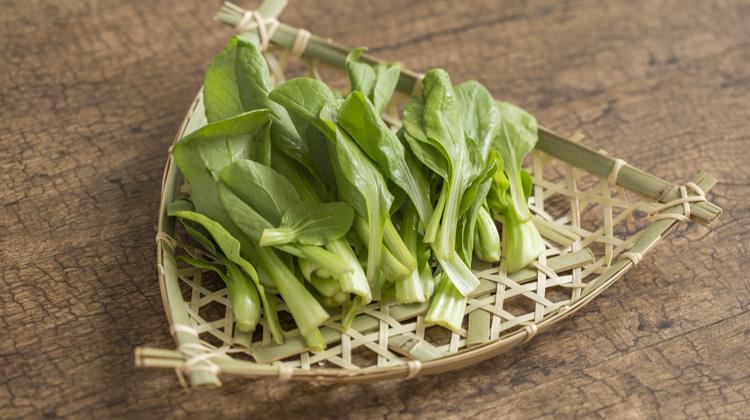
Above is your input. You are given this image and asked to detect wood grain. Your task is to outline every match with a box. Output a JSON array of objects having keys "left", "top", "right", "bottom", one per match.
[{"left": 1, "top": 0, "right": 748, "bottom": 418}]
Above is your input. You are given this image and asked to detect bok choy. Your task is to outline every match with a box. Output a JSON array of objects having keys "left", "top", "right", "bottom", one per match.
[{"left": 168, "top": 36, "right": 549, "bottom": 352}]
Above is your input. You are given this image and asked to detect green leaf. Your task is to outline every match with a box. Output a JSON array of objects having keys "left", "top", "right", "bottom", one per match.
[
  {"left": 338, "top": 91, "right": 432, "bottom": 223},
  {"left": 489, "top": 101, "right": 545, "bottom": 272},
  {"left": 220, "top": 159, "right": 300, "bottom": 225},
  {"left": 177, "top": 255, "right": 229, "bottom": 283},
  {"left": 401, "top": 70, "right": 483, "bottom": 295},
  {"left": 203, "top": 37, "right": 320, "bottom": 176},
  {"left": 168, "top": 200, "right": 221, "bottom": 257},
  {"left": 345, "top": 48, "right": 376, "bottom": 99},
  {"left": 172, "top": 110, "right": 271, "bottom": 235},
  {"left": 271, "top": 152, "right": 329, "bottom": 203},
  {"left": 260, "top": 201, "right": 355, "bottom": 246},
  {"left": 327, "top": 128, "right": 393, "bottom": 287},
  {"left": 268, "top": 77, "right": 340, "bottom": 137},
  {"left": 459, "top": 161, "right": 496, "bottom": 218},
  {"left": 455, "top": 81, "right": 499, "bottom": 160},
  {"left": 370, "top": 64, "right": 401, "bottom": 114},
  {"left": 167, "top": 209, "right": 257, "bottom": 283},
  {"left": 271, "top": 78, "right": 394, "bottom": 288},
  {"left": 170, "top": 110, "right": 287, "bottom": 341},
  {"left": 487, "top": 149, "right": 511, "bottom": 212},
  {"left": 220, "top": 183, "right": 351, "bottom": 277},
  {"left": 456, "top": 163, "right": 495, "bottom": 264},
  {"left": 421, "top": 70, "right": 480, "bottom": 261},
  {"left": 186, "top": 186, "right": 330, "bottom": 339},
  {"left": 492, "top": 100, "right": 538, "bottom": 221},
  {"left": 218, "top": 183, "right": 274, "bottom": 241},
  {"left": 345, "top": 48, "right": 401, "bottom": 114},
  {"left": 402, "top": 96, "right": 449, "bottom": 179},
  {"left": 417, "top": 70, "right": 480, "bottom": 256},
  {"left": 421, "top": 69, "right": 468, "bottom": 173},
  {"left": 521, "top": 169, "right": 533, "bottom": 200}
]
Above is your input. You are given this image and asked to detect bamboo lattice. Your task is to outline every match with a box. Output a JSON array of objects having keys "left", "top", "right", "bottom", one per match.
[{"left": 135, "top": 1, "right": 721, "bottom": 386}]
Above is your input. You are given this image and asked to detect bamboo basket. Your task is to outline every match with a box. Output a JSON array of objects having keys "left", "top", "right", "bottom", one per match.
[{"left": 135, "top": 1, "right": 722, "bottom": 387}]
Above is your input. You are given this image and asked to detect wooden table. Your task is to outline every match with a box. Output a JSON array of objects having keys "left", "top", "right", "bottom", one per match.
[{"left": 2, "top": 0, "right": 748, "bottom": 417}]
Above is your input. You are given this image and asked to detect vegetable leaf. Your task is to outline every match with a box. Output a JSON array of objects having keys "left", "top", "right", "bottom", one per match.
[
  {"left": 219, "top": 183, "right": 351, "bottom": 278},
  {"left": 345, "top": 48, "right": 376, "bottom": 99},
  {"left": 220, "top": 159, "right": 300, "bottom": 225},
  {"left": 345, "top": 48, "right": 401, "bottom": 114},
  {"left": 260, "top": 201, "right": 355, "bottom": 246},
  {"left": 455, "top": 81, "right": 499, "bottom": 160},
  {"left": 402, "top": 70, "right": 482, "bottom": 295},
  {"left": 203, "top": 36, "right": 321, "bottom": 177},
  {"left": 338, "top": 91, "right": 432, "bottom": 223},
  {"left": 172, "top": 110, "right": 271, "bottom": 236},
  {"left": 488, "top": 101, "right": 545, "bottom": 272},
  {"left": 270, "top": 78, "right": 394, "bottom": 288},
  {"left": 492, "top": 100, "right": 538, "bottom": 221},
  {"left": 402, "top": 93, "right": 449, "bottom": 180}
]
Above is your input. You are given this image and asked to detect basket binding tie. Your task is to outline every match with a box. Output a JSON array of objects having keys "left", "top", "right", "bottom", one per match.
[
  {"left": 620, "top": 251, "right": 643, "bottom": 265},
  {"left": 649, "top": 182, "right": 706, "bottom": 223},
  {"left": 290, "top": 28, "right": 310, "bottom": 59},
  {"left": 170, "top": 323, "right": 228, "bottom": 387},
  {"left": 277, "top": 364, "right": 294, "bottom": 381},
  {"left": 155, "top": 231, "right": 177, "bottom": 251},
  {"left": 617, "top": 182, "right": 706, "bottom": 266},
  {"left": 522, "top": 324, "right": 538, "bottom": 343},
  {"left": 234, "top": 10, "right": 278, "bottom": 51},
  {"left": 608, "top": 158, "right": 627, "bottom": 185},
  {"left": 406, "top": 360, "right": 422, "bottom": 379}
]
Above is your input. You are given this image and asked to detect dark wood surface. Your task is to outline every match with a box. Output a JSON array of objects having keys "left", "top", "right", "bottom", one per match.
[{"left": 2, "top": 0, "right": 748, "bottom": 418}]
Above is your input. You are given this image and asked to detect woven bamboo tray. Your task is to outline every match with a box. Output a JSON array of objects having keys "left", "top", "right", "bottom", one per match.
[{"left": 135, "top": 1, "right": 722, "bottom": 387}]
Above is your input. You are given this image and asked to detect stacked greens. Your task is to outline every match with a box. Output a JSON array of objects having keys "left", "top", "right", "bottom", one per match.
[{"left": 169, "top": 36, "right": 545, "bottom": 350}]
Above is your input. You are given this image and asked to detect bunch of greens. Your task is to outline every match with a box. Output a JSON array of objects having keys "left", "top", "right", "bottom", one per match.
[{"left": 168, "top": 36, "right": 545, "bottom": 350}]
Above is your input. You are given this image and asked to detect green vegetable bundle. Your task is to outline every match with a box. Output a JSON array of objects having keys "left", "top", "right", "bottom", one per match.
[{"left": 169, "top": 36, "right": 545, "bottom": 351}]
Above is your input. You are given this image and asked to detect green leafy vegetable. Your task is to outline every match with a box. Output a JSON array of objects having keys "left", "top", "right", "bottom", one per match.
[
  {"left": 170, "top": 112, "right": 286, "bottom": 342},
  {"left": 454, "top": 80, "right": 499, "bottom": 159},
  {"left": 167, "top": 207, "right": 284, "bottom": 341},
  {"left": 169, "top": 36, "right": 553, "bottom": 348},
  {"left": 269, "top": 78, "right": 394, "bottom": 290},
  {"left": 220, "top": 159, "right": 300, "bottom": 225},
  {"left": 203, "top": 36, "right": 324, "bottom": 178},
  {"left": 178, "top": 255, "right": 261, "bottom": 333},
  {"left": 488, "top": 102, "right": 545, "bottom": 272},
  {"left": 345, "top": 48, "right": 401, "bottom": 114},
  {"left": 338, "top": 90, "right": 432, "bottom": 224},
  {"left": 260, "top": 201, "right": 355, "bottom": 246},
  {"left": 453, "top": 80, "right": 502, "bottom": 263},
  {"left": 402, "top": 70, "right": 481, "bottom": 296},
  {"left": 219, "top": 160, "right": 351, "bottom": 278}
]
